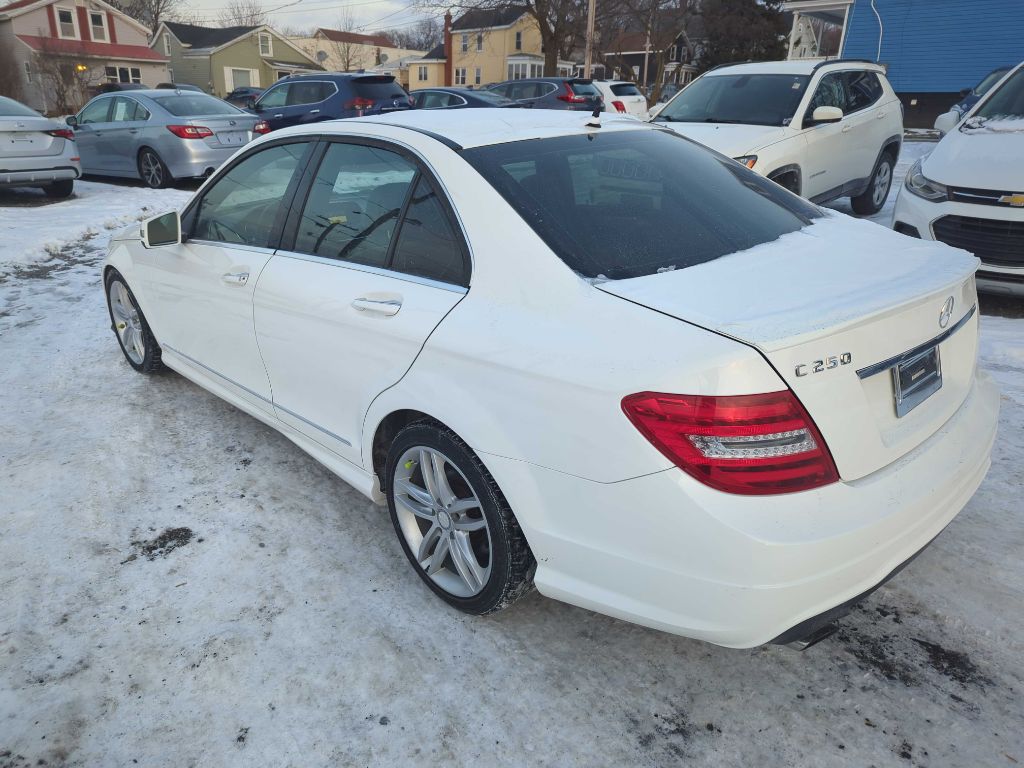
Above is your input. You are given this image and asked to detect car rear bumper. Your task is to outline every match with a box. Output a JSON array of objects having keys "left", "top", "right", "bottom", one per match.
[
  {"left": 162, "top": 142, "right": 244, "bottom": 180},
  {"left": 482, "top": 369, "right": 999, "bottom": 648},
  {"left": 893, "top": 185, "right": 1024, "bottom": 296},
  {"left": 0, "top": 165, "right": 80, "bottom": 186}
]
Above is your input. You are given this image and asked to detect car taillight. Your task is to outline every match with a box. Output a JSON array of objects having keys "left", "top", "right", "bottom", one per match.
[
  {"left": 47, "top": 128, "right": 75, "bottom": 140},
  {"left": 556, "top": 83, "right": 587, "bottom": 103},
  {"left": 621, "top": 390, "right": 839, "bottom": 496},
  {"left": 167, "top": 125, "right": 213, "bottom": 139},
  {"left": 253, "top": 120, "right": 271, "bottom": 134},
  {"left": 611, "top": 100, "right": 627, "bottom": 113},
  {"left": 344, "top": 97, "right": 375, "bottom": 113}
]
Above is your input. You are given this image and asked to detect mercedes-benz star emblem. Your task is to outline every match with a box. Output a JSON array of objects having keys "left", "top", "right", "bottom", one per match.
[{"left": 939, "top": 296, "right": 954, "bottom": 329}]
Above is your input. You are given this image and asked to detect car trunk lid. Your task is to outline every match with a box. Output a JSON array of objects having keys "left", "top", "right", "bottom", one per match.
[
  {"left": 0, "top": 117, "right": 65, "bottom": 159},
  {"left": 598, "top": 213, "right": 982, "bottom": 481},
  {"left": 184, "top": 115, "right": 258, "bottom": 148}
]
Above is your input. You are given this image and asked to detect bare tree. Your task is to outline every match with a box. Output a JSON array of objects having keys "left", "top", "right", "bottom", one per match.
[
  {"left": 0, "top": 42, "right": 25, "bottom": 102},
  {"left": 216, "top": 0, "right": 266, "bottom": 27},
  {"left": 324, "top": 10, "right": 368, "bottom": 71},
  {"left": 107, "top": 0, "right": 187, "bottom": 33},
  {"left": 382, "top": 17, "right": 441, "bottom": 51},
  {"left": 31, "top": 38, "right": 105, "bottom": 114}
]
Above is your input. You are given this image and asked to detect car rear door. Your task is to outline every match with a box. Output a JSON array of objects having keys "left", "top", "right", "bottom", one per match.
[
  {"left": 253, "top": 138, "right": 469, "bottom": 466},
  {"left": 97, "top": 97, "right": 143, "bottom": 173}
]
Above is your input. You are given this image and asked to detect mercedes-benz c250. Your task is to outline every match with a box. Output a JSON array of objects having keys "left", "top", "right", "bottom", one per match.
[{"left": 103, "top": 110, "right": 998, "bottom": 648}]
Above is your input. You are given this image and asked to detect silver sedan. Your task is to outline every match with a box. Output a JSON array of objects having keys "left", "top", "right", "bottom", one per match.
[
  {"left": 66, "top": 90, "right": 268, "bottom": 188},
  {"left": 1, "top": 95, "right": 81, "bottom": 198}
]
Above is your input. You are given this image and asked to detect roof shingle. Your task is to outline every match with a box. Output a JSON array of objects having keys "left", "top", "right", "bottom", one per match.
[
  {"left": 451, "top": 6, "right": 528, "bottom": 31},
  {"left": 315, "top": 28, "right": 394, "bottom": 48},
  {"left": 164, "top": 21, "right": 257, "bottom": 49}
]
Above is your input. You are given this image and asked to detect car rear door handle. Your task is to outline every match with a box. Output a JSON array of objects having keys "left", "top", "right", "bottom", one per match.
[
  {"left": 129, "top": 128, "right": 139, "bottom": 134},
  {"left": 309, "top": 109, "right": 320, "bottom": 114},
  {"left": 352, "top": 297, "right": 401, "bottom": 316},
  {"left": 876, "top": 111, "right": 886, "bottom": 119},
  {"left": 221, "top": 271, "right": 249, "bottom": 286},
  {"left": 273, "top": 113, "right": 283, "bottom": 118}
]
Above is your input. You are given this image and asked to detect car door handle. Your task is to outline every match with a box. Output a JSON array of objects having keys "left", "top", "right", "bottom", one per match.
[
  {"left": 221, "top": 271, "right": 249, "bottom": 286},
  {"left": 273, "top": 113, "right": 283, "bottom": 118},
  {"left": 352, "top": 297, "right": 401, "bottom": 316},
  {"left": 876, "top": 111, "right": 887, "bottom": 119},
  {"left": 129, "top": 128, "right": 139, "bottom": 134},
  {"left": 841, "top": 123, "right": 852, "bottom": 132},
  {"left": 309, "top": 109, "right": 320, "bottom": 114}
]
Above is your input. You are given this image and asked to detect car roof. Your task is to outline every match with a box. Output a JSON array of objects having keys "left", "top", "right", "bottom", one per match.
[
  {"left": 705, "top": 59, "right": 885, "bottom": 76},
  {"left": 287, "top": 109, "right": 653, "bottom": 149}
]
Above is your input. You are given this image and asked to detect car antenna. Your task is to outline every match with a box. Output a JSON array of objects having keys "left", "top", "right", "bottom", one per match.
[{"left": 585, "top": 107, "right": 601, "bottom": 129}]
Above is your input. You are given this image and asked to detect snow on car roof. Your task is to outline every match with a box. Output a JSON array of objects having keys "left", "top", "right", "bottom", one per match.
[{"left": 705, "top": 60, "right": 884, "bottom": 77}]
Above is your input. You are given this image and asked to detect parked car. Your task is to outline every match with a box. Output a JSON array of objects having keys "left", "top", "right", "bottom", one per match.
[
  {"left": 411, "top": 87, "right": 519, "bottom": 109},
  {"left": 156, "top": 83, "right": 205, "bottom": 93},
  {"left": 947, "top": 66, "right": 1012, "bottom": 120},
  {"left": 896, "top": 61, "right": 1024, "bottom": 296},
  {"left": 486, "top": 78, "right": 604, "bottom": 111},
  {"left": 656, "top": 82, "right": 681, "bottom": 103},
  {"left": 593, "top": 80, "right": 649, "bottom": 119},
  {"left": 247, "top": 73, "right": 411, "bottom": 131},
  {"left": 104, "top": 109, "right": 997, "bottom": 649},
  {"left": 225, "top": 86, "right": 264, "bottom": 108},
  {"left": 652, "top": 59, "right": 904, "bottom": 215},
  {"left": 67, "top": 91, "right": 268, "bottom": 188},
  {"left": 0, "top": 95, "right": 80, "bottom": 198}
]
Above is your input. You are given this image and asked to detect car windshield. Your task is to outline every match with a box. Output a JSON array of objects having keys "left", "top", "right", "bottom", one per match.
[
  {"left": 150, "top": 94, "right": 242, "bottom": 116},
  {"left": 463, "top": 129, "right": 820, "bottom": 280},
  {"left": 975, "top": 69, "right": 1009, "bottom": 97},
  {"left": 0, "top": 96, "right": 41, "bottom": 117},
  {"left": 971, "top": 67, "right": 1024, "bottom": 123},
  {"left": 654, "top": 73, "right": 810, "bottom": 127}
]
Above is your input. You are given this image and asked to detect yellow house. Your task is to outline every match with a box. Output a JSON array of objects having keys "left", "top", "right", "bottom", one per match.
[
  {"left": 408, "top": 6, "right": 574, "bottom": 91},
  {"left": 287, "top": 28, "right": 424, "bottom": 74}
]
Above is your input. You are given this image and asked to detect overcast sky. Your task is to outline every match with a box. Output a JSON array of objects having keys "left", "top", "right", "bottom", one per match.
[{"left": 179, "top": 0, "right": 432, "bottom": 38}]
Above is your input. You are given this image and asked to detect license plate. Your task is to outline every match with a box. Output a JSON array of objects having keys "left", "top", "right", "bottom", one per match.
[
  {"left": 217, "top": 131, "right": 246, "bottom": 146},
  {"left": 892, "top": 345, "right": 942, "bottom": 417}
]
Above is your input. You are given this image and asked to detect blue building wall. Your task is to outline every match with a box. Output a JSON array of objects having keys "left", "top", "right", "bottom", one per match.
[{"left": 842, "top": 0, "right": 1024, "bottom": 93}]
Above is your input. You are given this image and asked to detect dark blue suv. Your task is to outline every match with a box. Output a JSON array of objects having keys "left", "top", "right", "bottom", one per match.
[{"left": 247, "top": 73, "right": 412, "bottom": 131}]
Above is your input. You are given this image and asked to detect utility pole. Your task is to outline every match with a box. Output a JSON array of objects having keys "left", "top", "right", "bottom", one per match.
[
  {"left": 583, "top": 0, "right": 596, "bottom": 77},
  {"left": 642, "top": 29, "right": 650, "bottom": 88}
]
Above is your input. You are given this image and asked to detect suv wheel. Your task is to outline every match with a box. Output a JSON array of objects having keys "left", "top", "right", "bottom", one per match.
[{"left": 851, "top": 153, "right": 894, "bottom": 216}]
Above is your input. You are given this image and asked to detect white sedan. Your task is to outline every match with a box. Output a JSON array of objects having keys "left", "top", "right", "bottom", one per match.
[{"left": 104, "top": 110, "right": 999, "bottom": 648}]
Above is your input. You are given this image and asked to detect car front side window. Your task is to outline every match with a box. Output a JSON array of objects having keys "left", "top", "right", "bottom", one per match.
[
  {"left": 191, "top": 142, "right": 311, "bottom": 248},
  {"left": 79, "top": 98, "right": 112, "bottom": 124},
  {"left": 257, "top": 84, "right": 289, "bottom": 109},
  {"left": 808, "top": 72, "right": 848, "bottom": 114}
]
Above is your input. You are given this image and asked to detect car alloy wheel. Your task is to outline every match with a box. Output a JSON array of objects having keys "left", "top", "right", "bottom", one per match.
[
  {"left": 392, "top": 446, "right": 492, "bottom": 598},
  {"left": 139, "top": 150, "right": 166, "bottom": 189},
  {"left": 108, "top": 279, "right": 146, "bottom": 365},
  {"left": 872, "top": 159, "right": 893, "bottom": 208}
]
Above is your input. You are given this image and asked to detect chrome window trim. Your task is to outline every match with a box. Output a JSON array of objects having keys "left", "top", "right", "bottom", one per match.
[
  {"left": 187, "top": 239, "right": 277, "bottom": 256},
  {"left": 274, "top": 249, "right": 469, "bottom": 294},
  {"left": 163, "top": 342, "right": 353, "bottom": 446},
  {"left": 856, "top": 304, "right": 977, "bottom": 379}
]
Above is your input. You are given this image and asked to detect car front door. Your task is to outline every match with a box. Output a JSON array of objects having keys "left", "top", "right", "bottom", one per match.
[
  {"left": 797, "top": 72, "right": 851, "bottom": 200},
  {"left": 135, "top": 140, "right": 314, "bottom": 414},
  {"left": 71, "top": 97, "right": 113, "bottom": 172},
  {"left": 252, "top": 82, "right": 290, "bottom": 130},
  {"left": 253, "top": 139, "right": 469, "bottom": 465}
]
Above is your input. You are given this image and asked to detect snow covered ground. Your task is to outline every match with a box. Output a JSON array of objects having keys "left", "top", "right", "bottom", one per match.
[{"left": 1, "top": 150, "right": 1023, "bottom": 767}]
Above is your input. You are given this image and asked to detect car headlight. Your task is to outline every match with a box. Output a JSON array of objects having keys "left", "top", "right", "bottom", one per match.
[
  {"left": 734, "top": 155, "right": 758, "bottom": 169},
  {"left": 905, "top": 158, "right": 947, "bottom": 201}
]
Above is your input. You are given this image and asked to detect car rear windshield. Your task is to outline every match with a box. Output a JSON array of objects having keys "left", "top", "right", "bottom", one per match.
[
  {"left": 654, "top": 73, "right": 810, "bottom": 127},
  {"left": 610, "top": 83, "right": 642, "bottom": 97},
  {"left": 352, "top": 76, "right": 408, "bottom": 101},
  {"left": 0, "top": 96, "right": 41, "bottom": 117},
  {"left": 463, "top": 129, "right": 820, "bottom": 280},
  {"left": 568, "top": 80, "right": 599, "bottom": 96},
  {"left": 151, "top": 94, "right": 242, "bottom": 116}
]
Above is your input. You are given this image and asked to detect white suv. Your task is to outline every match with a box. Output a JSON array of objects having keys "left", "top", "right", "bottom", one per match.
[{"left": 652, "top": 60, "right": 904, "bottom": 215}]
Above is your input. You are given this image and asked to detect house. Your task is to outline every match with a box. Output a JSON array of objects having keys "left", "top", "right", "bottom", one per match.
[
  {"left": 782, "top": 0, "right": 1024, "bottom": 127},
  {"left": 409, "top": 6, "right": 574, "bottom": 91},
  {"left": 603, "top": 29, "right": 699, "bottom": 89},
  {"left": 286, "top": 28, "right": 423, "bottom": 76},
  {"left": 151, "top": 21, "right": 323, "bottom": 97},
  {"left": 0, "top": 0, "right": 169, "bottom": 113}
]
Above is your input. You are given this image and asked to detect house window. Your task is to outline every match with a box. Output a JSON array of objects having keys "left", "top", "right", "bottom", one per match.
[
  {"left": 668, "top": 44, "right": 678, "bottom": 60},
  {"left": 417, "top": 65, "right": 428, "bottom": 81},
  {"left": 515, "top": 31, "right": 522, "bottom": 50},
  {"left": 474, "top": 67, "right": 481, "bottom": 85},
  {"left": 454, "top": 67, "right": 467, "bottom": 85},
  {"left": 24, "top": 60, "right": 33, "bottom": 83},
  {"left": 507, "top": 62, "right": 528, "bottom": 80},
  {"left": 530, "top": 63, "right": 542, "bottom": 77},
  {"left": 460, "top": 34, "right": 468, "bottom": 52},
  {"left": 476, "top": 33, "right": 483, "bottom": 51},
  {"left": 90, "top": 11, "right": 107, "bottom": 42},
  {"left": 259, "top": 32, "right": 272, "bottom": 56},
  {"left": 105, "top": 66, "right": 141, "bottom": 84},
  {"left": 163, "top": 33, "right": 171, "bottom": 55},
  {"left": 56, "top": 7, "right": 77, "bottom": 39}
]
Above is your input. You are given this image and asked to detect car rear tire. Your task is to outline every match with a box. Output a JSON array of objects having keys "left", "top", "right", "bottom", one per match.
[
  {"left": 851, "top": 153, "right": 894, "bottom": 216},
  {"left": 104, "top": 269, "right": 164, "bottom": 373},
  {"left": 385, "top": 421, "right": 535, "bottom": 615},
  {"left": 138, "top": 148, "right": 170, "bottom": 189},
  {"left": 43, "top": 179, "right": 74, "bottom": 198}
]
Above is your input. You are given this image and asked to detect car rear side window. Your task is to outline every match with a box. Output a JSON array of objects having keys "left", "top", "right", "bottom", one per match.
[
  {"left": 390, "top": 177, "right": 468, "bottom": 286},
  {"left": 844, "top": 71, "right": 883, "bottom": 112},
  {"left": 151, "top": 94, "right": 240, "bottom": 116},
  {"left": 293, "top": 142, "right": 416, "bottom": 268},
  {"left": 464, "top": 129, "right": 819, "bottom": 280},
  {"left": 287, "top": 81, "right": 334, "bottom": 105},
  {"left": 191, "top": 142, "right": 310, "bottom": 248},
  {"left": 610, "top": 83, "right": 642, "bottom": 96}
]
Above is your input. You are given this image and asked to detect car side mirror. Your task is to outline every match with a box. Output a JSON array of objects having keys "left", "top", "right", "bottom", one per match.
[
  {"left": 246, "top": 97, "right": 258, "bottom": 109},
  {"left": 810, "top": 106, "right": 843, "bottom": 125},
  {"left": 141, "top": 211, "right": 181, "bottom": 248},
  {"left": 65, "top": 115, "right": 78, "bottom": 128},
  {"left": 934, "top": 110, "right": 960, "bottom": 136},
  {"left": 959, "top": 87, "right": 971, "bottom": 98}
]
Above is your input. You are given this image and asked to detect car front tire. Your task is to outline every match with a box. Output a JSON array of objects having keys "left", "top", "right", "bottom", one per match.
[
  {"left": 104, "top": 269, "right": 164, "bottom": 373},
  {"left": 43, "top": 179, "right": 74, "bottom": 198},
  {"left": 851, "top": 152, "right": 894, "bottom": 216},
  {"left": 386, "top": 421, "right": 535, "bottom": 615},
  {"left": 138, "top": 148, "right": 171, "bottom": 189}
]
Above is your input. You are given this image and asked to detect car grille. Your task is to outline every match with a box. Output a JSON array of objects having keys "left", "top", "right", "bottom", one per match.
[
  {"left": 947, "top": 186, "right": 1024, "bottom": 208},
  {"left": 932, "top": 215, "right": 1024, "bottom": 267}
]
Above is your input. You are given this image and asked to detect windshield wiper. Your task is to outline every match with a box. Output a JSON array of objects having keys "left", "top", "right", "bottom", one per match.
[
  {"left": 652, "top": 114, "right": 674, "bottom": 122},
  {"left": 703, "top": 118, "right": 746, "bottom": 124}
]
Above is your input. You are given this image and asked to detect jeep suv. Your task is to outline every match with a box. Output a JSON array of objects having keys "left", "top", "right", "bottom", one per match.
[
  {"left": 653, "top": 60, "right": 904, "bottom": 215},
  {"left": 248, "top": 73, "right": 412, "bottom": 131}
]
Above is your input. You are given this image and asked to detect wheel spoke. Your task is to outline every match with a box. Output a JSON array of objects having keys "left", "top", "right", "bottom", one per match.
[
  {"left": 452, "top": 514, "right": 486, "bottom": 532},
  {"left": 395, "top": 488, "right": 435, "bottom": 521},
  {"left": 448, "top": 497, "right": 479, "bottom": 515},
  {"left": 449, "top": 531, "right": 485, "bottom": 592},
  {"left": 430, "top": 452, "right": 456, "bottom": 507},
  {"left": 394, "top": 477, "right": 434, "bottom": 509},
  {"left": 122, "top": 324, "right": 135, "bottom": 351},
  {"left": 426, "top": 533, "right": 450, "bottom": 576},
  {"left": 419, "top": 448, "right": 444, "bottom": 505},
  {"left": 417, "top": 523, "right": 441, "bottom": 564}
]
